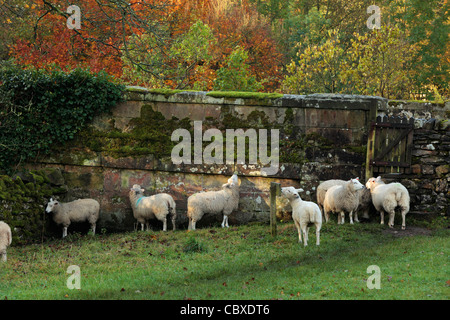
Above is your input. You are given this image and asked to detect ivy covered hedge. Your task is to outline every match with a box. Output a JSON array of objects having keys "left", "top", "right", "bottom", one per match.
[
  {"left": 0, "top": 63, "right": 125, "bottom": 172},
  {"left": 0, "top": 63, "right": 124, "bottom": 243},
  {"left": 0, "top": 169, "right": 69, "bottom": 244}
]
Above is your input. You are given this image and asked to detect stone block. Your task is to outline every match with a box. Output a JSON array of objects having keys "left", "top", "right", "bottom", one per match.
[
  {"left": 436, "top": 165, "right": 449, "bottom": 177},
  {"left": 422, "top": 165, "right": 434, "bottom": 175},
  {"left": 411, "top": 164, "right": 421, "bottom": 174}
]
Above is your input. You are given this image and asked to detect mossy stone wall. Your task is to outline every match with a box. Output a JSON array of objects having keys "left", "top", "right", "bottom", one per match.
[{"left": 25, "top": 88, "right": 449, "bottom": 233}]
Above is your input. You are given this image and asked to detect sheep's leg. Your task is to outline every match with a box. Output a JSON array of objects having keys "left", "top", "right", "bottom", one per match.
[
  {"left": 315, "top": 224, "right": 321, "bottom": 246},
  {"left": 172, "top": 216, "right": 176, "bottom": 231},
  {"left": 1, "top": 253, "right": 6, "bottom": 262},
  {"left": 324, "top": 210, "right": 329, "bottom": 223},
  {"left": 349, "top": 211, "right": 354, "bottom": 224},
  {"left": 301, "top": 225, "right": 308, "bottom": 247},
  {"left": 91, "top": 224, "right": 96, "bottom": 236},
  {"left": 305, "top": 227, "right": 310, "bottom": 243},
  {"left": 388, "top": 211, "right": 395, "bottom": 228},
  {"left": 401, "top": 212, "right": 406, "bottom": 230},
  {"left": 379, "top": 210, "right": 384, "bottom": 225},
  {"left": 338, "top": 212, "right": 345, "bottom": 224},
  {"left": 294, "top": 220, "right": 302, "bottom": 243},
  {"left": 189, "top": 219, "right": 197, "bottom": 231},
  {"left": 163, "top": 217, "right": 167, "bottom": 232},
  {"left": 354, "top": 211, "right": 360, "bottom": 223},
  {"left": 62, "top": 226, "right": 68, "bottom": 238},
  {"left": 221, "top": 215, "right": 229, "bottom": 228}
]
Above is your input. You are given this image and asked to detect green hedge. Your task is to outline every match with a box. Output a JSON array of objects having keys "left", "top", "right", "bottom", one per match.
[
  {"left": 0, "top": 169, "right": 68, "bottom": 244},
  {"left": 0, "top": 63, "right": 125, "bottom": 172}
]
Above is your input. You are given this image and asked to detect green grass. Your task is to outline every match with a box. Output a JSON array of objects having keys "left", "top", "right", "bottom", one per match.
[{"left": 0, "top": 220, "right": 448, "bottom": 300}]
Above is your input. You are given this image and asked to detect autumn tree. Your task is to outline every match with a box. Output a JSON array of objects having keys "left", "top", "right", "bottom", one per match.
[
  {"left": 282, "top": 25, "right": 418, "bottom": 99},
  {"left": 122, "top": 20, "right": 217, "bottom": 89},
  {"left": 282, "top": 30, "right": 348, "bottom": 94},
  {"left": 342, "top": 25, "right": 418, "bottom": 99},
  {"left": 214, "top": 46, "right": 263, "bottom": 92},
  {"left": 7, "top": 0, "right": 179, "bottom": 78}
]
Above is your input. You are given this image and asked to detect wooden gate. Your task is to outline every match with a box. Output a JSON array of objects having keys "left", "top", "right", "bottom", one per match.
[{"left": 365, "top": 115, "right": 414, "bottom": 178}]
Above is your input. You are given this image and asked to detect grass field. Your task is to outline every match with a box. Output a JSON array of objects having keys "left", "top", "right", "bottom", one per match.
[{"left": 0, "top": 217, "right": 449, "bottom": 300}]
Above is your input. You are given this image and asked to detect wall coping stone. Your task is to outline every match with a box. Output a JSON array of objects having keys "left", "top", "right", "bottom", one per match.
[{"left": 124, "top": 86, "right": 388, "bottom": 110}]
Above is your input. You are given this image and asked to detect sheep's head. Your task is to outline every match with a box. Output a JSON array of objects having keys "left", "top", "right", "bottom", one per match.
[
  {"left": 349, "top": 178, "right": 364, "bottom": 191},
  {"left": 130, "top": 184, "right": 145, "bottom": 194},
  {"left": 228, "top": 174, "right": 238, "bottom": 185},
  {"left": 45, "top": 198, "right": 59, "bottom": 213},
  {"left": 281, "top": 187, "right": 303, "bottom": 200},
  {"left": 365, "top": 176, "right": 383, "bottom": 190}
]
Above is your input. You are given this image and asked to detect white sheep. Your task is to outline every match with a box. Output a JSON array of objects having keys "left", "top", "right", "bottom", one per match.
[
  {"left": 129, "top": 184, "right": 176, "bottom": 232},
  {"left": 323, "top": 178, "right": 364, "bottom": 224},
  {"left": 45, "top": 198, "right": 100, "bottom": 238},
  {"left": 187, "top": 174, "right": 239, "bottom": 231},
  {"left": 281, "top": 187, "right": 322, "bottom": 246},
  {"left": 0, "top": 221, "right": 12, "bottom": 262},
  {"left": 316, "top": 179, "right": 346, "bottom": 221},
  {"left": 365, "top": 176, "right": 410, "bottom": 229}
]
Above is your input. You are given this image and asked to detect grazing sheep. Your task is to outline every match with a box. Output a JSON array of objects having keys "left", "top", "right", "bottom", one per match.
[
  {"left": 281, "top": 187, "right": 322, "bottom": 246},
  {"left": 323, "top": 178, "right": 364, "bottom": 224},
  {"left": 365, "top": 176, "right": 410, "bottom": 229},
  {"left": 0, "top": 221, "right": 12, "bottom": 262},
  {"left": 129, "top": 184, "right": 177, "bottom": 232},
  {"left": 316, "top": 179, "right": 346, "bottom": 221},
  {"left": 187, "top": 174, "right": 239, "bottom": 231},
  {"left": 45, "top": 198, "right": 100, "bottom": 238}
]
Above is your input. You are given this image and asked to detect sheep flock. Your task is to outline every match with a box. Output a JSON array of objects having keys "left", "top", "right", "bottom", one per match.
[{"left": 1, "top": 173, "right": 412, "bottom": 262}]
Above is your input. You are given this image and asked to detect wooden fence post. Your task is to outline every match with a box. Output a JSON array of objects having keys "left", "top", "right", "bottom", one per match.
[
  {"left": 270, "top": 182, "right": 281, "bottom": 237},
  {"left": 365, "top": 103, "right": 378, "bottom": 180}
]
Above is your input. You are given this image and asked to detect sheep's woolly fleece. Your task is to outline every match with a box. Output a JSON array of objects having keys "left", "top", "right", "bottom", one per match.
[
  {"left": 129, "top": 184, "right": 176, "bottom": 232},
  {"left": 323, "top": 178, "right": 364, "bottom": 224},
  {"left": 281, "top": 187, "right": 322, "bottom": 246},
  {"left": 0, "top": 221, "right": 12, "bottom": 262},
  {"left": 45, "top": 198, "right": 100, "bottom": 238},
  {"left": 187, "top": 174, "right": 239, "bottom": 230},
  {"left": 366, "top": 177, "right": 410, "bottom": 229}
]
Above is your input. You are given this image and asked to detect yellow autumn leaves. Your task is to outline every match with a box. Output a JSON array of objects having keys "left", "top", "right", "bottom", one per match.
[{"left": 282, "top": 26, "right": 418, "bottom": 99}]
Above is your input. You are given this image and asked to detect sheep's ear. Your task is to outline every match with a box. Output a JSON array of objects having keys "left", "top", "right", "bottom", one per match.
[
  {"left": 296, "top": 188, "right": 304, "bottom": 193},
  {"left": 355, "top": 177, "right": 359, "bottom": 181},
  {"left": 376, "top": 176, "right": 381, "bottom": 181}
]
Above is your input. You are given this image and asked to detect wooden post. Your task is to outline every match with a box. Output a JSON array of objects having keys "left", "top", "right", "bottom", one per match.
[
  {"left": 365, "top": 104, "right": 378, "bottom": 180},
  {"left": 365, "top": 123, "right": 376, "bottom": 180},
  {"left": 270, "top": 182, "right": 281, "bottom": 238}
]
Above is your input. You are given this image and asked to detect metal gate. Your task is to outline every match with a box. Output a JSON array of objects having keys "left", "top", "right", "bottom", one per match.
[{"left": 365, "top": 115, "right": 414, "bottom": 178}]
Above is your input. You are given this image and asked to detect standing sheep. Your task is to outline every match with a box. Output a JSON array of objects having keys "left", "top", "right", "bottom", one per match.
[
  {"left": 356, "top": 187, "right": 373, "bottom": 220},
  {"left": 365, "top": 176, "right": 410, "bottom": 229},
  {"left": 316, "top": 179, "right": 346, "bottom": 220},
  {"left": 187, "top": 174, "right": 239, "bottom": 231},
  {"left": 281, "top": 187, "right": 322, "bottom": 246},
  {"left": 129, "top": 185, "right": 176, "bottom": 232},
  {"left": 45, "top": 198, "right": 100, "bottom": 238},
  {"left": 0, "top": 221, "right": 12, "bottom": 262},
  {"left": 323, "top": 178, "right": 364, "bottom": 224}
]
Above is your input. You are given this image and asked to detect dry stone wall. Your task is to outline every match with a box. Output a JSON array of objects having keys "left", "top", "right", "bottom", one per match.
[{"left": 28, "top": 88, "right": 449, "bottom": 232}]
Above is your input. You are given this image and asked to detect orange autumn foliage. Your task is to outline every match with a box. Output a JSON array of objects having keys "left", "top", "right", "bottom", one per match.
[{"left": 10, "top": 0, "right": 283, "bottom": 91}]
